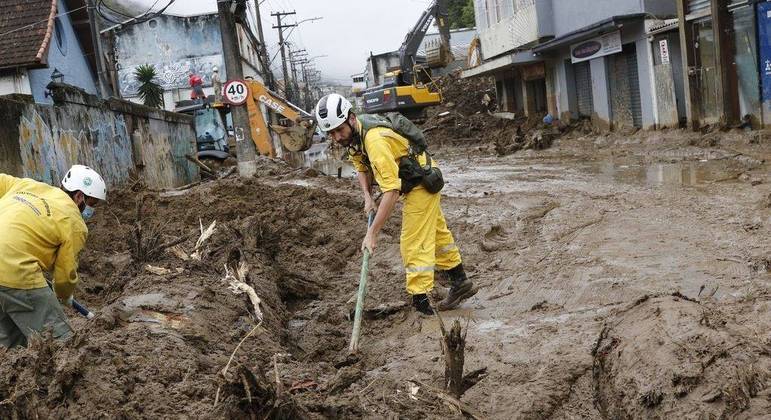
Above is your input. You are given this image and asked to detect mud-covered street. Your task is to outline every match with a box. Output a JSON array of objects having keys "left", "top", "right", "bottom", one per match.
[{"left": 2, "top": 124, "right": 767, "bottom": 419}]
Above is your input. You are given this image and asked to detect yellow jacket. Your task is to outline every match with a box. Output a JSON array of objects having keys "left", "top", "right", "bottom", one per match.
[
  {"left": 0, "top": 174, "right": 87, "bottom": 300},
  {"left": 348, "top": 118, "right": 434, "bottom": 193}
]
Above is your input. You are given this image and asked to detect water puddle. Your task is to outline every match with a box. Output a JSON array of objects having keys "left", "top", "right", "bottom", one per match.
[{"left": 588, "top": 159, "right": 746, "bottom": 186}]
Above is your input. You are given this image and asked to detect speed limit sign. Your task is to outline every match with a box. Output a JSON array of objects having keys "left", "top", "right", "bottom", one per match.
[{"left": 223, "top": 79, "right": 248, "bottom": 105}]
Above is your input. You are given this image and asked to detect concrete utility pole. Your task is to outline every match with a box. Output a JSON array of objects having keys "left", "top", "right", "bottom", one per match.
[
  {"left": 271, "top": 11, "right": 296, "bottom": 100},
  {"left": 252, "top": 0, "right": 274, "bottom": 90},
  {"left": 289, "top": 48, "right": 306, "bottom": 104},
  {"left": 86, "top": 0, "right": 111, "bottom": 97},
  {"left": 218, "top": 0, "right": 258, "bottom": 177}
]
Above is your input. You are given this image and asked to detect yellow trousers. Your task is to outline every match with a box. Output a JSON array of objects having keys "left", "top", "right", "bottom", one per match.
[{"left": 400, "top": 187, "right": 462, "bottom": 295}]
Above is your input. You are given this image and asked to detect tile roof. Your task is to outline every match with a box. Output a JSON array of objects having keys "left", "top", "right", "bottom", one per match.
[{"left": 0, "top": 0, "right": 57, "bottom": 71}]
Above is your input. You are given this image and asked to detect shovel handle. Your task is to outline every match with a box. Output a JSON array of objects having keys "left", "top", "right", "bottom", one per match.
[
  {"left": 349, "top": 211, "right": 376, "bottom": 353},
  {"left": 72, "top": 299, "right": 95, "bottom": 319}
]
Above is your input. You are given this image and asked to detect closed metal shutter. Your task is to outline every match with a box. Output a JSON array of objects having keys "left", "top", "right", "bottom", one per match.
[
  {"left": 609, "top": 44, "right": 643, "bottom": 129},
  {"left": 688, "top": 0, "right": 711, "bottom": 16},
  {"left": 574, "top": 61, "right": 593, "bottom": 117},
  {"left": 626, "top": 49, "right": 642, "bottom": 128}
]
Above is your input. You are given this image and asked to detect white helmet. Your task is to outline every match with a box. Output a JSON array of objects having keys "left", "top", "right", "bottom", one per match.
[
  {"left": 61, "top": 165, "right": 107, "bottom": 201},
  {"left": 212, "top": 66, "right": 219, "bottom": 72},
  {"left": 315, "top": 93, "right": 352, "bottom": 132}
]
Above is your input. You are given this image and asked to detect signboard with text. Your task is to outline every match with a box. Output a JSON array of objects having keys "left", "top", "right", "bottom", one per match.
[
  {"left": 223, "top": 80, "right": 248, "bottom": 105},
  {"left": 758, "top": 2, "right": 771, "bottom": 101},
  {"left": 570, "top": 31, "right": 622, "bottom": 64}
]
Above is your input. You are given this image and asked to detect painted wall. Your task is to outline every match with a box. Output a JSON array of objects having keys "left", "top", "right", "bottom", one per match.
[
  {"left": 550, "top": 0, "right": 641, "bottom": 37},
  {"left": 28, "top": 1, "right": 98, "bottom": 104},
  {"left": 475, "top": 0, "right": 554, "bottom": 59},
  {"left": 0, "top": 84, "right": 198, "bottom": 189},
  {"left": 114, "top": 14, "right": 226, "bottom": 98},
  {"left": 0, "top": 70, "right": 32, "bottom": 96}
]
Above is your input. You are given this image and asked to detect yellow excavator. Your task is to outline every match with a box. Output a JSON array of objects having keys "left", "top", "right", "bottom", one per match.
[
  {"left": 244, "top": 80, "right": 316, "bottom": 157},
  {"left": 362, "top": 0, "right": 452, "bottom": 118}
]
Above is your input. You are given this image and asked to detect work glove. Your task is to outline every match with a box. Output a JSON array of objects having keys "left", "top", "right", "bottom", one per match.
[{"left": 60, "top": 296, "right": 74, "bottom": 308}]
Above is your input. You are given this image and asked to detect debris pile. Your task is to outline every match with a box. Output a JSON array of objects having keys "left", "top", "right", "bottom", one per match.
[
  {"left": 0, "top": 165, "right": 471, "bottom": 418},
  {"left": 422, "top": 71, "right": 562, "bottom": 155}
]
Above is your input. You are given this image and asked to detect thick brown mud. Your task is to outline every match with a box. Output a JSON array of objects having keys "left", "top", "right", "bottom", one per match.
[{"left": 0, "top": 75, "right": 769, "bottom": 418}]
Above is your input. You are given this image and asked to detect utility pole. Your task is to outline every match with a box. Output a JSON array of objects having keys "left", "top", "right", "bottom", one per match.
[
  {"left": 86, "top": 0, "right": 111, "bottom": 97},
  {"left": 271, "top": 11, "right": 296, "bottom": 100},
  {"left": 252, "top": 0, "right": 274, "bottom": 90},
  {"left": 302, "top": 64, "right": 311, "bottom": 111},
  {"left": 289, "top": 48, "right": 306, "bottom": 104},
  {"left": 218, "top": 0, "right": 258, "bottom": 177}
]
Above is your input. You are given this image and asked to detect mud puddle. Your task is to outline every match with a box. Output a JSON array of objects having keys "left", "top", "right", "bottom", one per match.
[{"left": 586, "top": 159, "right": 753, "bottom": 186}]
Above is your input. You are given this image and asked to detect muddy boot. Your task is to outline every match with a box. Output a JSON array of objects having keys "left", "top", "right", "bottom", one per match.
[
  {"left": 412, "top": 294, "right": 434, "bottom": 315},
  {"left": 438, "top": 264, "right": 478, "bottom": 311}
]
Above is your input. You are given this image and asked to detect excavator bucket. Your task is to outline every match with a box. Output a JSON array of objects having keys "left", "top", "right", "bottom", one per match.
[{"left": 271, "top": 120, "right": 314, "bottom": 152}]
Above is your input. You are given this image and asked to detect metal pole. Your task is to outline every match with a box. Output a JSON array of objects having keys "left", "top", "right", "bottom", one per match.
[
  {"left": 272, "top": 11, "right": 296, "bottom": 100},
  {"left": 86, "top": 0, "right": 111, "bottom": 97},
  {"left": 218, "top": 0, "right": 258, "bottom": 177},
  {"left": 253, "top": 0, "right": 274, "bottom": 89}
]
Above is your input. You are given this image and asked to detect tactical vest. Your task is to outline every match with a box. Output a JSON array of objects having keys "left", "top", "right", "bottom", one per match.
[{"left": 355, "top": 113, "right": 443, "bottom": 194}]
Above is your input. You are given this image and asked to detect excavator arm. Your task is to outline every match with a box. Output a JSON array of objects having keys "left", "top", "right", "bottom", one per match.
[
  {"left": 244, "top": 80, "right": 316, "bottom": 157},
  {"left": 398, "top": 0, "right": 450, "bottom": 85}
]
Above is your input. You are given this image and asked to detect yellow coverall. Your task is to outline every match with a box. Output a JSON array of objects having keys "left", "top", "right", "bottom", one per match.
[
  {"left": 349, "top": 122, "right": 462, "bottom": 295},
  {"left": 0, "top": 174, "right": 87, "bottom": 300}
]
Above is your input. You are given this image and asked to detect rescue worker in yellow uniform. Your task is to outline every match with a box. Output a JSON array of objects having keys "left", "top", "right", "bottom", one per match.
[
  {"left": 0, "top": 165, "right": 106, "bottom": 348},
  {"left": 315, "top": 94, "right": 477, "bottom": 315}
]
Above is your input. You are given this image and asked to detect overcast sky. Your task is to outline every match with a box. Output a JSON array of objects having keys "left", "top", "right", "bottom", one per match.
[{"left": 118, "top": 0, "right": 434, "bottom": 83}]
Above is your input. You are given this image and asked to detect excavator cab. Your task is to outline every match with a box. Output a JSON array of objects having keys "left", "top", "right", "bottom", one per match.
[
  {"left": 174, "top": 100, "right": 232, "bottom": 160},
  {"left": 193, "top": 107, "right": 229, "bottom": 159}
]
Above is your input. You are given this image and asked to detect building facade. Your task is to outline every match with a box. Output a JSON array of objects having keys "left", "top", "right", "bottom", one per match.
[
  {"left": 464, "top": 0, "right": 678, "bottom": 130},
  {"left": 0, "top": 0, "right": 99, "bottom": 104},
  {"left": 464, "top": 0, "right": 771, "bottom": 131},
  {"left": 112, "top": 13, "right": 264, "bottom": 111}
]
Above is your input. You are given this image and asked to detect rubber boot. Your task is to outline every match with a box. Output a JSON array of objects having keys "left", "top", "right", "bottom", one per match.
[
  {"left": 412, "top": 294, "right": 434, "bottom": 315},
  {"left": 438, "top": 263, "right": 478, "bottom": 311}
]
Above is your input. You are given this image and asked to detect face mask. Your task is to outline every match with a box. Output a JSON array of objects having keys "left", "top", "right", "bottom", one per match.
[{"left": 81, "top": 205, "right": 95, "bottom": 220}]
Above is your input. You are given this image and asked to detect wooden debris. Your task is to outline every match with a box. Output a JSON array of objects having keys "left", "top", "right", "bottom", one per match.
[
  {"left": 191, "top": 219, "right": 217, "bottom": 260},
  {"left": 223, "top": 261, "right": 263, "bottom": 322},
  {"left": 444, "top": 319, "right": 466, "bottom": 398},
  {"left": 168, "top": 245, "right": 191, "bottom": 261}
]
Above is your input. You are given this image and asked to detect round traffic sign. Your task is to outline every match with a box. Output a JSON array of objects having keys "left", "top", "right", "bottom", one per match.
[{"left": 223, "top": 79, "right": 248, "bottom": 105}]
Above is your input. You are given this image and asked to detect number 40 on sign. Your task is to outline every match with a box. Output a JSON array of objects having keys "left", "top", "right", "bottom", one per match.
[{"left": 223, "top": 80, "right": 249, "bottom": 105}]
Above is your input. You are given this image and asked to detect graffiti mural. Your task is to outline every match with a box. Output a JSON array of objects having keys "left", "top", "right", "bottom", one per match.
[
  {"left": 118, "top": 54, "right": 224, "bottom": 97},
  {"left": 18, "top": 108, "right": 134, "bottom": 186}
]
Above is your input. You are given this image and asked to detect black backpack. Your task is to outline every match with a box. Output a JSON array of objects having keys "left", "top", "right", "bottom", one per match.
[{"left": 356, "top": 113, "right": 443, "bottom": 194}]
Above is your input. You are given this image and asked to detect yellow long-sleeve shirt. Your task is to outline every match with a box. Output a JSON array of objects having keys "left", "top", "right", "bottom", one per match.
[
  {"left": 0, "top": 174, "right": 87, "bottom": 300},
  {"left": 348, "top": 118, "right": 434, "bottom": 193}
]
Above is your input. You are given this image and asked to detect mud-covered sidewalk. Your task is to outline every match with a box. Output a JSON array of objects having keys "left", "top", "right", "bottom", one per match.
[{"left": 0, "top": 127, "right": 768, "bottom": 418}]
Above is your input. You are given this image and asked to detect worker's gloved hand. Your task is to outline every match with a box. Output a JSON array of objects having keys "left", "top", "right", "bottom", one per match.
[
  {"left": 59, "top": 296, "right": 74, "bottom": 308},
  {"left": 361, "top": 230, "right": 377, "bottom": 255}
]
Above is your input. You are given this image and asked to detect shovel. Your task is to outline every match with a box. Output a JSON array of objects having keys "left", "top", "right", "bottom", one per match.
[
  {"left": 46, "top": 280, "right": 95, "bottom": 319},
  {"left": 349, "top": 210, "right": 375, "bottom": 354}
]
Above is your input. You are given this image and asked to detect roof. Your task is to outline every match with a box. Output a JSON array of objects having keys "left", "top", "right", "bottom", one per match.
[
  {"left": 0, "top": 0, "right": 58, "bottom": 71},
  {"left": 533, "top": 13, "right": 646, "bottom": 54}
]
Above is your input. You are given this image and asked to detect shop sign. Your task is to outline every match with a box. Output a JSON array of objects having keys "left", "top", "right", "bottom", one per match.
[
  {"left": 758, "top": 2, "right": 771, "bottom": 101},
  {"left": 659, "top": 39, "right": 670, "bottom": 64},
  {"left": 571, "top": 31, "right": 622, "bottom": 63}
]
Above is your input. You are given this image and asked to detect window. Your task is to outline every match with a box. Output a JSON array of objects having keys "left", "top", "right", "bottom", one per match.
[{"left": 54, "top": 17, "right": 67, "bottom": 56}]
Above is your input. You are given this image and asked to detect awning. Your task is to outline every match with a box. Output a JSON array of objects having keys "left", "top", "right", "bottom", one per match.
[
  {"left": 461, "top": 50, "right": 541, "bottom": 78},
  {"left": 532, "top": 14, "right": 647, "bottom": 54},
  {"left": 647, "top": 18, "right": 679, "bottom": 36}
]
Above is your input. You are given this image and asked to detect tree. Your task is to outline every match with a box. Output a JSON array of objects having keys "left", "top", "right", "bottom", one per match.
[
  {"left": 448, "top": 0, "right": 475, "bottom": 29},
  {"left": 134, "top": 64, "right": 164, "bottom": 109}
]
